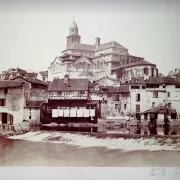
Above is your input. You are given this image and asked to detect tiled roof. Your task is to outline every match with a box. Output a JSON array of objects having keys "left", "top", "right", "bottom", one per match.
[
  {"left": 78, "top": 71, "right": 93, "bottom": 77},
  {"left": 96, "top": 76, "right": 119, "bottom": 83},
  {"left": 0, "top": 80, "right": 24, "bottom": 88},
  {"left": 26, "top": 72, "right": 38, "bottom": 78},
  {"left": 64, "top": 43, "right": 96, "bottom": 52},
  {"left": 96, "top": 41, "right": 127, "bottom": 52},
  {"left": 123, "top": 77, "right": 146, "bottom": 85},
  {"left": 25, "top": 100, "right": 47, "bottom": 108},
  {"left": 12, "top": 76, "right": 49, "bottom": 86},
  {"left": 146, "top": 76, "right": 180, "bottom": 85},
  {"left": 101, "top": 85, "right": 129, "bottom": 93},
  {"left": 112, "top": 60, "right": 156, "bottom": 71},
  {"left": 48, "top": 78, "right": 89, "bottom": 91},
  {"left": 122, "top": 77, "right": 180, "bottom": 85}
]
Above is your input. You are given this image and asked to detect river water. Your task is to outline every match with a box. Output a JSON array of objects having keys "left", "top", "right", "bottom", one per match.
[{"left": 0, "top": 126, "right": 180, "bottom": 166}]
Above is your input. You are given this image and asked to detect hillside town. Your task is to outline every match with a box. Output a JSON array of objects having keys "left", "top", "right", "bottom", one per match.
[{"left": 0, "top": 20, "right": 180, "bottom": 130}]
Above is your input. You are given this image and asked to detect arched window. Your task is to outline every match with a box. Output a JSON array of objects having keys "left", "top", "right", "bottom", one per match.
[
  {"left": 97, "top": 61, "right": 100, "bottom": 69},
  {"left": 94, "top": 63, "right": 97, "bottom": 70}
]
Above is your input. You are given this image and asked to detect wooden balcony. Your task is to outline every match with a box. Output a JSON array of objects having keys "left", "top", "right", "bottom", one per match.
[{"left": 48, "top": 95, "right": 88, "bottom": 100}]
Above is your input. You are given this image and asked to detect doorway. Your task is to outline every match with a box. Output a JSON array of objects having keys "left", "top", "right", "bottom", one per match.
[{"left": 1, "top": 113, "right": 14, "bottom": 124}]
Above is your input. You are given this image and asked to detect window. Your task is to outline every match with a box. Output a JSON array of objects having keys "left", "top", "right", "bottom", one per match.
[
  {"left": 114, "top": 94, "right": 119, "bottom": 101},
  {"left": 58, "top": 91, "right": 62, "bottom": 95},
  {"left": 153, "top": 91, "right": 158, "bottom": 98},
  {"left": 131, "top": 86, "right": 140, "bottom": 89},
  {"left": 175, "top": 85, "right": 180, "bottom": 88},
  {"left": 152, "top": 68, "right": 154, "bottom": 77},
  {"left": 146, "top": 84, "right": 159, "bottom": 88},
  {"left": 29, "top": 115, "right": 31, "bottom": 119},
  {"left": 43, "top": 77, "right": 46, "bottom": 81},
  {"left": 144, "top": 113, "right": 148, "bottom": 120},
  {"left": 115, "top": 104, "right": 120, "bottom": 109},
  {"left": 168, "top": 103, "right": 171, "bottom": 108},
  {"left": 144, "top": 68, "right": 148, "bottom": 75},
  {"left": 136, "top": 93, "right": 140, "bottom": 101},
  {"left": 152, "top": 102, "right": 155, "bottom": 108},
  {"left": 4, "top": 88, "right": 8, "bottom": 94},
  {"left": 0, "top": 99, "right": 5, "bottom": 106},
  {"left": 136, "top": 104, "right": 140, "bottom": 112},
  {"left": 167, "top": 92, "right": 170, "bottom": 98},
  {"left": 142, "top": 86, "right": 145, "bottom": 89},
  {"left": 79, "top": 91, "right": 85, "bottom": 96},
  {"left": 124, "top": 104, "right": 127, "bottom": 110}
]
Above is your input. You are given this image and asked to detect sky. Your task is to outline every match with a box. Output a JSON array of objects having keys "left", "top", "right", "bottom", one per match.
[{"left": 0, "top": 0, "right": 180, "bottom": 75}]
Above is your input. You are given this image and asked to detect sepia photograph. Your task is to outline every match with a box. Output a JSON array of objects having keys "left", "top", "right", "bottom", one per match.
[{"left": 0, "top": 0, "right": 180, "bottom": 169}]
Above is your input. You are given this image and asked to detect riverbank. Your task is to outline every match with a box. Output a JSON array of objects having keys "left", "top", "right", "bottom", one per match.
[{"left": 0, "top": 122, "right": 30, "bottom": 137}]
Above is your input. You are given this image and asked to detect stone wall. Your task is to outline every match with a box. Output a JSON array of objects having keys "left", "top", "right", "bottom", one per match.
[
  {"left": 101, "top": 102, "right": 121, "bottom": 118},
  {"left": 28, "top": 89, "right": 48, "bottom": 101},
  {"left": 0, "top": 87, "right": 24, "bottom": 124},
  {"left": 24, "top": 108, "right": 40, "bottom": 122}
]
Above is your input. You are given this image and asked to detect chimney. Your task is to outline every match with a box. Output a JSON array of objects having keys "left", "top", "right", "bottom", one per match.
[
  {"left": 64, "top": 74, "right": 69, "bottom": 83},
  {"left": 95, "top": 37, "right": 100, "bottom": 46}
]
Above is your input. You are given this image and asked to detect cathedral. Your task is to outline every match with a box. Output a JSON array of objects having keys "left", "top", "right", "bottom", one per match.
[{"left": 48, "top": 20, "right": 158, "bottom": 82}]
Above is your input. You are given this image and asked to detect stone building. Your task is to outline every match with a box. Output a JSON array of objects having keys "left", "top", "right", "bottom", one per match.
[
  {"left": 119, "top": 77, "right": 180, "bottom": 119},
  {"left": 111, "top": 60, "right": 158, "bottom": 83},
  {"left": 0, "top": 81, "right": 24, "bottom": 125},
  {"left": 41, "top": 74, "right": 99, "bottom": 124},
  {"left": 0, "top": 67, "right": 38, "bottom": 80},
  {"left": 12, "top": 76, "right": 49, "bottom": 122},
  {"left": 37, "top": 71, "right": 48, "bottom": 82},
  {"left": 48, "top": 20, "right": 157, "bottom": 81},
  {"left": 168, "top": 69, "right": 180, "bottom": 78}
]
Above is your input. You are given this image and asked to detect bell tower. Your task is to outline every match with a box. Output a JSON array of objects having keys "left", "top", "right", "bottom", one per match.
[{"left": 66, "top": 19, "right": 81, "bottom": 47}]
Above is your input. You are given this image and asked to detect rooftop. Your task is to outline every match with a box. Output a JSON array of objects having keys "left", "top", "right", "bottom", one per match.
[
  {"left": 48, "top": 78, "right": 89, "bottom": 91},
  {"left": 12, "top": 76, "right": 49, "bottom": 86},
  {"left": 64, "top": 43, "right": 96, "bottom": 52},
  {"left": 112, "top": 60, "right": 156, "bottom": 71},
  {"left": 96, "top": 41, "right": 127, "bottom": 52},
  {"left": 0, "top": 80, "right": 24, "bottom": 88}
]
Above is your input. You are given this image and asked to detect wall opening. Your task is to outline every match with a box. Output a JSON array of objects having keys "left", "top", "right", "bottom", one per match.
[{"left": 0, "top": 113, "right": 14, "bottom": 125}]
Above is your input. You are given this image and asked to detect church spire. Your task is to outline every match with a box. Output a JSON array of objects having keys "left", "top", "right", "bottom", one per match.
[
  {"left": 70, "top": 19, "right": 78, "bottom": 29},
  {"left": 68, "top": 19, "right": 79, "bottom": 36},
  {"left": 67, "top": 19, "right": 81, "bottom": 47}
]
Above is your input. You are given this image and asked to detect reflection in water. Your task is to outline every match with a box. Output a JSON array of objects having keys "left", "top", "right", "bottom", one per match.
[{"left": 40, "top": 125, "right": 180, "bottom": 136}]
